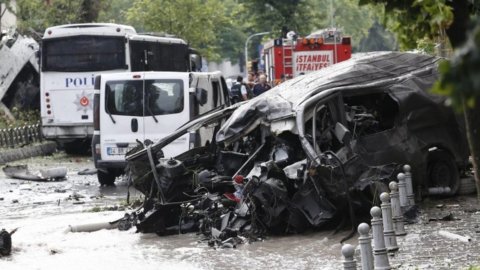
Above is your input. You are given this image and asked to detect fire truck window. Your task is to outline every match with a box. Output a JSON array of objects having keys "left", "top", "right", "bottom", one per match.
[{"left": 343, "top": 92, "right": 399, "bottom": 138}]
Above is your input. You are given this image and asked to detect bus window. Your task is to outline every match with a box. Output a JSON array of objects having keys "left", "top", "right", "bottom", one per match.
[
  {"left": 42, "top": 36, "right": 125, "bottom": 72},
  {"left": 130, "top": 41, "right": 189, "bottom": 72}
]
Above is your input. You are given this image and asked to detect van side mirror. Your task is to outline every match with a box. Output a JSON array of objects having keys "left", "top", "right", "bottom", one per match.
[
  {"left": 190, "top": 54, "right": 202, "bottom": 71},
  {"left": 189, "top": 48, "right": 202, "bottom": 71},
  {"left": 334, "top": 122, "right": 352, "bottom": 145},
  {"left": 195, "top": 88, "right": 208, "bottom": 106}
]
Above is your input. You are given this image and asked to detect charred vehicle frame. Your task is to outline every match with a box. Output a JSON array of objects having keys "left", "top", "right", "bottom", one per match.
[{"left": 122, "top": 52, "right": 469, "bottom": 245}]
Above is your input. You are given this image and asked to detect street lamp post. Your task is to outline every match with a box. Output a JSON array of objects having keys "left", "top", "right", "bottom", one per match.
[{"left": 244, "top": 31, "right": 270, "bottom": 75}]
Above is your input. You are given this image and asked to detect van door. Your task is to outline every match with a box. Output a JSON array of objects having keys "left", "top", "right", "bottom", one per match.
[
  {"left": 143, "top": 72, "right": 190, "bottom": 157},
  {"left": 100, "top": 74, "right": 145, "bottom": 162}
]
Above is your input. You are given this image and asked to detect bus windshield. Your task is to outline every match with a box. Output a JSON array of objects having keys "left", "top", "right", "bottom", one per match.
[{"left": 42, "top": 36, "right": 126, "bottom": 72}]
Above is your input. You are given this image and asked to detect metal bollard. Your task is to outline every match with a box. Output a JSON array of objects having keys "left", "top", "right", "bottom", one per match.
[
  {"left": 380, "top": 192, "right": 399, "bottom": 252},
  {"left": 358, "top": 223, "right": 374, "bottom": 270},
  {"left": 403, "top": 165, "right": 415, "bottom": 206},
  {"left": 370, "top": 206, "right": 391, "bottom": 270},
  {"left": 342, "top": 244, "right": 357, "bottom": 270},
  {"left": 397, "top": 173, "right": 408, "bottom": 208},
  {"left": 389, "top": 181, "right": 406, "bottom": 236}
]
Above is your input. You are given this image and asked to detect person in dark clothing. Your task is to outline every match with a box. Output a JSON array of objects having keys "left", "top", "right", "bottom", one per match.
[
  {"left": 230, "top": 75, "right": 249, "bottom": 103},
  {"left": 252, "top": 74, "right": 271, "bottom": 97},
  {"left": 246, "top": 72, "right": 255, "bottom": 91}
]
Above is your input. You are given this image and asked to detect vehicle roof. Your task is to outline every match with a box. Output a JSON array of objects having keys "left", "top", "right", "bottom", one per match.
[
  {"left": 216, "top": 51, "right": 442, "bottom": 143},
  {"left": 43, "top": 23, "right": 136, "bottom": 38},
  {"left": 266, "top": 51, "right": 440, "bottom": 110},
  {"left": 129, "top": 34, "right": 187, "bottom": 44},
  {"left": 98, "top": 71, "right": 223, "bottom": 81}
]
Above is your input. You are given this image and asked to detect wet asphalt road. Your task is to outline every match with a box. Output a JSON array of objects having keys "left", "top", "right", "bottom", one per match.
[
  {"left": 2, "top": 152, "right": 479, "bottom": 269},
  {"left": 0, "top": 152, "right": 352, "bottom": 270}
]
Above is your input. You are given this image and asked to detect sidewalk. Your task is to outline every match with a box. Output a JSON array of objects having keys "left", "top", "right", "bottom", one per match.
[{"left": 385, "top": 195, "right": 480, "bottom": 269}]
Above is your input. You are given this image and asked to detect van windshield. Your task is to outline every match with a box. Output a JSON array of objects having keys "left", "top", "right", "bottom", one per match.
[{"left": 105, "top": 79, "right": 184, "bottom": 116}]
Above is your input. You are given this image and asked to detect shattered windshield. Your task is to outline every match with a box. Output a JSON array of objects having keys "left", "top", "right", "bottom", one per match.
[
  {"left": 105, "top": 79, "right": 184, "bottom": 116},
  {"left": 42, "top": 36, "right": 126, "bottom": 72}
]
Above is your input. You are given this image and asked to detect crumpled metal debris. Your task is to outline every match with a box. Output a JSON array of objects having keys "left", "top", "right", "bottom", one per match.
[
  {"left": 0, "top": 228, "right": 16, "bottom": 256},
  {"left": 120, "top": 52, "right": 469, "bottom": 246},
  {"left": 2, "top": 165, "right": 67, "bottom": 181}
]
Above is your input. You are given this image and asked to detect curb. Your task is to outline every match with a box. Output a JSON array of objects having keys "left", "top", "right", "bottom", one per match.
[{"left": 0, "top": 141, "right": 57, "bottom": 164}]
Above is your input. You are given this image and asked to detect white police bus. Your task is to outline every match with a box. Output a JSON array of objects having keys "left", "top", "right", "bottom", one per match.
[{"left": 40, "top": 23, "right": 201, "bottom": 153}]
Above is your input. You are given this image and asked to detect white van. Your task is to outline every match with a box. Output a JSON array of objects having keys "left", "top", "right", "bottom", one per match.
[{"left": 92, "top": 71, "right": 230, "bottom": 185}]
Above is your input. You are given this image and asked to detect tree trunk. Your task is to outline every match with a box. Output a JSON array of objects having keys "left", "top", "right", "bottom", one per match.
[
  {"left": 446, "top": 0, "right": 469, "bottom": 48},
  {"left": 447, "top": 0, "right": 480, "bottom": 199},
  {"left": 462, "top": 96, "right": 480, "bottom": 200}
]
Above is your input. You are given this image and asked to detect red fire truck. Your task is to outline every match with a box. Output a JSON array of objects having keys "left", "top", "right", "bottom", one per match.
[{"left": 263, "top": 28, "right": 352, "bottom": 85}]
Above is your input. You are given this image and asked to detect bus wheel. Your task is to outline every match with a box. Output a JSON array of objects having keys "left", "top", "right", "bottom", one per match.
[
  {"left": 97, "top": 170, "right": 116, "bottom": 186},
  {"left": 427, "top": 149, "right": 460, "bottom": 196}
]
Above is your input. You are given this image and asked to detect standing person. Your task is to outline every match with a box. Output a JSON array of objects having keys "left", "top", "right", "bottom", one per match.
[
  {"left": 252, "top": 74, "right": 271, "bottom": 97},
  {"left": 230, "top": 75, "right": 248, "bottom": 103},
  {"left": 246, "top": 72, "right": 255, "bottom": 91}
]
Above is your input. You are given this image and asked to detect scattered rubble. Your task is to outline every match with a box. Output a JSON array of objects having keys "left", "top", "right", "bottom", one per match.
[
  {"left": 0, "top": 228, "right": 16, "bottom": 256},
  {"left": 2, "top": 164, "right": 67, "bottom": 181},
  {"left": 78, "top": 168, "right": 97, "bottom": 175},
  {"left": 0, "top": 29, "right": 40, "bottom": 118}
]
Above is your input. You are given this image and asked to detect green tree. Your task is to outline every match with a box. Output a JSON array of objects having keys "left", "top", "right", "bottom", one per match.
[
  {"left": 316, "top": 0, "right": 386, "bottom": 51},
  {"left": 97, "top": 0, "right": 132, "bottom": 24},
  {"left": 16, "top": 0, "right": 107, "bottom": 33},
  {"left": 241, "top": 0, "right": 387, "bottom": 55},
  {"left": 240, "top": 0, "right": 324, "bottom": 36},
  {"left": 214, "top": 0, "right": 248, "bottom": 64},
  {"left": 126, "top": 0, "right": 229, "bottom": 61},
  {"left": 432, "top": 21, "right": 480, "bottom": 199},
  {"left": 358, "top": 21, "right": 398, "bottom": 51},
  {"left": 360, "top": 0, "right": 480, "bottom": 198}
]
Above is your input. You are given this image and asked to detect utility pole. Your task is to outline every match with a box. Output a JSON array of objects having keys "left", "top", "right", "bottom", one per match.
[{"left": 244, "top": 31, "right": 270, "bottom": 75}]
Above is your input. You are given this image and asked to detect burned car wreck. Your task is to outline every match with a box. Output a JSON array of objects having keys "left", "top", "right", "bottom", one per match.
[{"left": 122, "top": 52, "right": 469, "bottom": 246}]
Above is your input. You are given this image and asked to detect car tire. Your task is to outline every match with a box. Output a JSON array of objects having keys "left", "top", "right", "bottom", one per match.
[
  {"left": 97, "top": 170, "right": 116, "bottom": 186},
  {"left": 427, "top": 150, "right": 460, "bottom": 196}
]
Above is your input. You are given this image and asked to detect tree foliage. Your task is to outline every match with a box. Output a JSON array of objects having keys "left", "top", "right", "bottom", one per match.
[
  {"left": 359, "top": 0, "right": 455, "bottom": 50},
  {"left": 359, "top": 0, "right": 480, "bottom": 198},
  {"left": 432, "top": 22, "right": 480, "bottom": 110},
  {"left": 15, "top": 0, "right": 107, "bottom": 33},
  {"left": 357, "top": 21, "right": 397, "bottom": 51},
  {"left": 239, "top": 0, "right": 390, "bottom": 57},
  {"left": 126, "top": 0, "right": 229, "bottom": 61},
  {"left": 12, "top": 0, "right": 391, "bottom": 61},
  {"left": 97, "top": 0, "right": 132, "bottom": 24}
]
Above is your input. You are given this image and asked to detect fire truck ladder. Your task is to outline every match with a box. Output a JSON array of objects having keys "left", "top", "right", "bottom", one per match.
[{"left": 282, "top": 39, "right": 293, "bottom": 77}]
